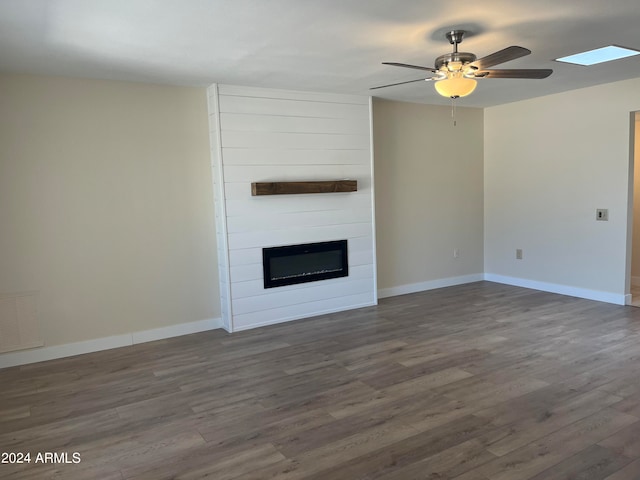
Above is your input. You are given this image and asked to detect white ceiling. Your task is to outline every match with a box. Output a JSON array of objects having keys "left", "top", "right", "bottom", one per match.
[{"left": 2, "top": 0, "right": 640, "bottom": 107}]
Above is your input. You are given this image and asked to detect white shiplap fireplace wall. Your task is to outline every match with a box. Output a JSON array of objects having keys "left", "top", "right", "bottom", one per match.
[{"left": 207, "top": 85, "right": 377, "bottom": 332}]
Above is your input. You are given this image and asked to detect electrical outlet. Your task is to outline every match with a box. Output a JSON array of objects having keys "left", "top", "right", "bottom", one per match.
[
  {"left": 453, "top": 248, "right": 460, "bottom": 258},
  {"left": 516, "top": 249, "right": 523, "bottom": 260},
  {"left": 596, "top": 209, "right": 608, "bottom": 221}
]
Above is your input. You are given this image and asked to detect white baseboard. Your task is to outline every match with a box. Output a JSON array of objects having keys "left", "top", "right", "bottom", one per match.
[
  {"left": 377, "top": 274, "right": 484, "bottom": 299},
  {"left": 0, "top": 317, "right": 222, "bottom": 369},
  {"left": 377, "top": 272, "right": 627, "bottom": 305},
  {"left": 484, "top": 274, "right": 626, "bottom": 305},
  {"left": 625, "top": 293, "right": 633, "bottom": 305},
  {"left": 0, "top": 271, "right": 629, "bottom": 369},
  {"left": 130, "top": 318, "right": 222, "bottom": 344}
]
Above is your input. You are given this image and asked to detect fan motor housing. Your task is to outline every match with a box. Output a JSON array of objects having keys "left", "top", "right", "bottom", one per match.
[{"left": 435, "top": 52, "right": 477, "bottom": 70}]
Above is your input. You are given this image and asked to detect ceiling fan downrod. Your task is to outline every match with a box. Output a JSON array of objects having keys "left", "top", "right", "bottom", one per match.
[
  {"left": 435, "top": 31, "right": 477, "bottom": 71},
  {"left": 446, "top": 30, "right": 466, "bottom": 53}
]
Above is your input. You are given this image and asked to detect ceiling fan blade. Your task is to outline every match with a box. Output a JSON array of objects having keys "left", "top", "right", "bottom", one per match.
[
  {"left": 382, "top": 62, "right": 438, "bottom": 73},
  {"left": 472, "top": 46, "right": 531, "bottom": 70},
  {"left": 475, "top": 68, "right": 553, "bottom": 79},
  {"left": 370, "top": 78, "right": 433, "bottom": 90}
]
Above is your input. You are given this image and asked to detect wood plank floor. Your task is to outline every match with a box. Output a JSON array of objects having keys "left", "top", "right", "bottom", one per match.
[{"left": 2, "top": 281, "right": 640, "bottom": 479}]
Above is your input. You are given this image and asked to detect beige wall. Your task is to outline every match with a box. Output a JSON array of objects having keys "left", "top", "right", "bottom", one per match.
[
  {"left": 373, "top": 98, "right": 484, "bottom": 292},
  {"left": 0, "top": 73, "right": 219, "bottom": 347},
  {"left": 485, "top": 78, "right": 640, "bottom": 299}
]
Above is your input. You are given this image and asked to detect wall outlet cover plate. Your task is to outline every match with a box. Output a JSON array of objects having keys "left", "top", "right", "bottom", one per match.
[{"left": 596, "top": 209, "right": 609, "bottom": 221}]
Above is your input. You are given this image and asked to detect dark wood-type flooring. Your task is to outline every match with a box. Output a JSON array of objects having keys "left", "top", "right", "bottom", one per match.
[{"left": 3, "top": 281, "right": 640, "bottom": 479}]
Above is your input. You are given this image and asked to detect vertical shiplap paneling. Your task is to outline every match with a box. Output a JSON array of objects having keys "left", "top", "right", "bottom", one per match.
[{"left": 209, "top": 84, "right": 376, "bottom": 331}]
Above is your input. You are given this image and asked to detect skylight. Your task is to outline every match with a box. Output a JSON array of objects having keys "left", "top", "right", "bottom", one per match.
[{"left": 555, "top": 45, "right": 640, "bottom": 66}]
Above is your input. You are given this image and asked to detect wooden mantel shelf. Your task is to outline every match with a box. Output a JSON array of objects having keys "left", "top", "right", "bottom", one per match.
[{"left": 251, "top": 180, "right": 357, "bottom": 196}]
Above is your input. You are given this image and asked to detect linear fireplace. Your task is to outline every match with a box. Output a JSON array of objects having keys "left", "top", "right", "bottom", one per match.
[{"left": 262, "top": 240, "right": 348, "bottom": 289}]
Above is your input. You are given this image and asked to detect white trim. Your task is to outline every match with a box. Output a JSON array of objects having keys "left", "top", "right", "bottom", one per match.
[
  {"left": 484, "top": 274, "right": 626, "bottom": 305},
  {"left": 1, "top": 269, "right": 632, "bottom": 369},
  {"left": 208, "top": 84, "right": 234, "bottom": 332},
  {"left": 377, "top": 274, "right": 484, "bottom": 299},
  {"left": 0, "top": 317, "right": 222, "bottom": 369},
  {"left": 368, "top": 96, "right": 379, "bottom": 306},
  {"left": 232, "top": 302, "right": 376, "bottom": 332},
  {"left": 131, "top": 318, "right": 222, "bottom": 344},
  {"left": 625, "top": 293, "right": 634, "bottom": 305}
]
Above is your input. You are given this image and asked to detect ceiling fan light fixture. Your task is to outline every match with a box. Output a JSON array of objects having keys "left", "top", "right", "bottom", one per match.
[
  {"left": 434, "top": 77, "right": 477, "bottom": 98},
  {"left": 447, "top": 61, "right": 463, "bottom": 72},
  {"left": 372, "top": 29, "right": 551, "bottom": 95}
]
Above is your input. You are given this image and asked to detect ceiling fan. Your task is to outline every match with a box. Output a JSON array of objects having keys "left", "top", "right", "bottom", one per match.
[{"left": 372, "top": 30, "right": 552, "bottom": 98}]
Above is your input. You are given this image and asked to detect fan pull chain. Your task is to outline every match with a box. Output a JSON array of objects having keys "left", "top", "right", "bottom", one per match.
[{"left": 451, "top": 97, "right": 457, "bottom": 127}]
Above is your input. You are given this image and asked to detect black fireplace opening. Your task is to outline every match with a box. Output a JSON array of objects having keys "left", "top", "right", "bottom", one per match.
[{"left": 262, "top": 240, "right": 348, "bottom": 289}]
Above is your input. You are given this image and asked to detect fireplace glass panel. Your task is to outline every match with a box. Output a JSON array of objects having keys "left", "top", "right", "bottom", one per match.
[{"left": 263, "top": 240, "right": 348, "bottom": 288}]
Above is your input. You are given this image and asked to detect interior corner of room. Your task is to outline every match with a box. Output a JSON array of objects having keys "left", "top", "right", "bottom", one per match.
[{"left": 1, "top": 72, "right": 640, "bottom": 367}]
